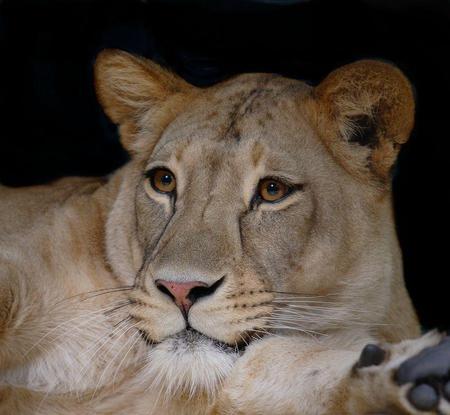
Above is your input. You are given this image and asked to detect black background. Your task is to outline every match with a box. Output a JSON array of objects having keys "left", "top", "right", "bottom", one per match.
[{"left": 0, "top": 0, "right": 448, "bottom": 330}]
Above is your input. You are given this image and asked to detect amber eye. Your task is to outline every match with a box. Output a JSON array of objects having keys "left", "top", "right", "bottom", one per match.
[
  {"left": 147, "top": 168, "right": 176, "bottom": 194},
  {"left": 258, "top": 178, "right": 291, "bottom": 202}
]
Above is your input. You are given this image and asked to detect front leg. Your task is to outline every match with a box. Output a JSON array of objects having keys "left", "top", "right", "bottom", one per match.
[
  {"left": 214, "top": 332, "right": 450, "bottom": 415},
  {"left": 213, "top": 333, "right": 361, "bottom": 415}
]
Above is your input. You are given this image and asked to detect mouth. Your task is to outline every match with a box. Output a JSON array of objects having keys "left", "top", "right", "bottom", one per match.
[{"left": 139, "top": 327, "right": 248, "bottom": 354}]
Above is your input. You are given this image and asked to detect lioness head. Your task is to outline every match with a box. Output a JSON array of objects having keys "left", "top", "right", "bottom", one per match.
[{"left": 94, "top": 50, "right": 416, "bottom": 397}]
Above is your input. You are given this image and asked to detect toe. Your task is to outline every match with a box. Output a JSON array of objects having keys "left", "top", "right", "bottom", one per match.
[
  {"left": 357, "top": 344, "right": 386, "bottom": 368},
  {"left": 396, "top": 336, "right": 450, "bottom": 385},
  {"left": 407, "top": 383, "right": 439, "bottom": 412}
]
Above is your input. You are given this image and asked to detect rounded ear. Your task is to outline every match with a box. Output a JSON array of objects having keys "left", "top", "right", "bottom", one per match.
[
  {"left": 310, "top": 60, "right": 415, "bottom": 184},
  {"left": 94, "top": 49, "right": 195, "bottom": 154}
]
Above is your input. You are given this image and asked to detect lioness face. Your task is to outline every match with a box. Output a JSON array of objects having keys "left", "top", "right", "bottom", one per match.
[
  {"left": 95, "top": 51, "right": 414, "bottom": 395},
  {"left": 131, "top": 75, "right": 323, "bottom": 343}
]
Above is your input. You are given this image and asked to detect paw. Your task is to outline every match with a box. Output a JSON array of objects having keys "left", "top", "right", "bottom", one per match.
[
  {"left": 394, "top": 336, "right": 450, "bottom": 413},
  {"left": 353, "top": 332, "right": 450, "bottom": 414}
]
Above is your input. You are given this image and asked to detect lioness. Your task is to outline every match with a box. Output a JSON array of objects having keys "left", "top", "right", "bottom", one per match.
[{"left": 0, "top": 50, "right": 449, "bottom": 415}]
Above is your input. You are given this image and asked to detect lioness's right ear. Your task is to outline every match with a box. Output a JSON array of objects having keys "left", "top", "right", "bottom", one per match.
[{"left": 94, "top": 49, "right": 195, "bottom": 153}]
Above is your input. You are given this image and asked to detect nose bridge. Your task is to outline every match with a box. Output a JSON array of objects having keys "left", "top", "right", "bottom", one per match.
[{"left": 151, "top": 181, "right": 242, "bottom": 283}]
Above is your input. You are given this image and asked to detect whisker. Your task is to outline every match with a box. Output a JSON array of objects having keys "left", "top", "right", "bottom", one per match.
[
  {"left": 272, "top": 301, "right": 337, "bottom": 307},
  {"left": 90, "top": 321, "right": 140, "bottom": 399},
  {"left": 267, "top": 311, "right": 394, "bottom": 331},
  {"left": 264, "top": 323, "right": 325, "bottom": 337},
  {"left": 269, "top": 291, "right": 337, "bottom": 298},
  {"left": 270, "top": 308, "right": 389, "bottom": 325},
  {"left": 104, "top": 300, "right": 133, "bottom": 316},
  {"left": 74, "top": 319, "right": 135, "bottom": 390},
  {"left": 271, "top": 309, "right": 361, "bottom": 320},
  {"left": 112, "top": 332, "right": 142, "bottom": 389},
  {"left": 272, "top": 300, "right": 352, "bottom": 308},
  {"left": 53, "top": 286, "right": 134, "bottom": 306},
  {"left": 247, "top": 327, "right": 282, "bottom": 340},
  {"left": 113, "top": 316, "right": 132, "bottom": 328},
  {"left": 271, "top": 298, "right": 378, "bottom": 310},
  {"left": 43, "top": 303, "right": 129, "bottom": 354},
  {"left": 80, "top": 287, "right": 134, "bottom": 302},
  {"left": 79, "top": 317, "right": 132, "bottom": 360},
  {"left": 24, "top": 303, "right": 127, "bottom": 357},
  {"left": 238, "top": 333, "right": 249, "bottom": 348}
]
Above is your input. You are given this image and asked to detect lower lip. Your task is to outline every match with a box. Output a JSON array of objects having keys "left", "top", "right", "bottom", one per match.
[
  {"left": 186, "top": 328, "right": 248, "bottom": 353},
  {"left": 137, "top": 327, "right": 249, "bottom": 353}
]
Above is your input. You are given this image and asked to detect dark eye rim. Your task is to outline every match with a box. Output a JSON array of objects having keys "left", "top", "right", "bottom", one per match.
[
  {"left": 144, "top": 167, "right": 177, "bottom": 195},
  {"left": 252, "top": 177, "right": 303, "bottom": 207}
]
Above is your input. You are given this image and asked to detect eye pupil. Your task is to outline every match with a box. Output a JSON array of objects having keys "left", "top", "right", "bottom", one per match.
[
  {"left": 160, "top": 174, "right": 172, "bottom": 185},
  {"left": 266, "top": 182, "right": 279, "bottom": 195}
]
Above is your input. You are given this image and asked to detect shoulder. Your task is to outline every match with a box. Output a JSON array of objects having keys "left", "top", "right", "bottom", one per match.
[{"left": 0, "top": 177, "right": 106, "bottom": 235}]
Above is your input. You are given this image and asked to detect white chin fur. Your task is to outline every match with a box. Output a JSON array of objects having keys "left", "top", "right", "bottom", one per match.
[{"left": 136, "top": 330, "right": 238, "bottom": 402}]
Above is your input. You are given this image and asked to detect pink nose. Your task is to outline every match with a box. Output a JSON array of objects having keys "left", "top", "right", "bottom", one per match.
[{"left": 155, "top": 279, "right": 208, "bottom": 315}]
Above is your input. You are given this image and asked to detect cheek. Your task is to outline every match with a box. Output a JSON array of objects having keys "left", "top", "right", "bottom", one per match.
[
  {"left": 240, "top": 205, "right": 314, "bottom": 288},
  {"left": 135, "top": 190, "right": 172, "bottom": 247}
]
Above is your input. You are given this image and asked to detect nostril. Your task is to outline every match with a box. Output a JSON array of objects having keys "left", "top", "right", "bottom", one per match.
[
  {"left": 155, "top": 280, "right": 176, "bottom": 302},
  {"left": 188, "top": 276, "right": 225, "bottom": 303}
]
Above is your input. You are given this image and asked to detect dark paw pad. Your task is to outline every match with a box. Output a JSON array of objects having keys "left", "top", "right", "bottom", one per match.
[
  {"left": 407, "top": 384, "right": 439, "bottom": 411},
  {"left": 356, "top": 344, "right": 386, "bottom": 368},
  {"left": 395, "top": 336, "right": 450, "bottom": 410}
]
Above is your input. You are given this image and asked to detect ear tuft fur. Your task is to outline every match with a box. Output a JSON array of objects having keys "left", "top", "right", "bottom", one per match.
[{"left": 346, "top": 114, "right": 378, "bottom": 148}]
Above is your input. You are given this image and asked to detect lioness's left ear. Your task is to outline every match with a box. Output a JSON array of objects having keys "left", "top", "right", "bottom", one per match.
[
  {"left": 94, "top": 49, "right": 195, "bottom": 154},
  {"left": 310, "top": 60, "right": 415, "bottom": 184}
]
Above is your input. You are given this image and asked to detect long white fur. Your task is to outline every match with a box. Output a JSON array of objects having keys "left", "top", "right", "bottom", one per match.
[{"left": 135, "top": 333, "right": 238, "bottom": 406}]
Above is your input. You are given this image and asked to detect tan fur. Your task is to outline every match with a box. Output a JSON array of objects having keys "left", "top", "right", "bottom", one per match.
[
  {"left": 310, "top": 60, "right": 415, "bottom": 184},
  {"left": 0, "top": 50, "right": 427, "bottom": 414}
]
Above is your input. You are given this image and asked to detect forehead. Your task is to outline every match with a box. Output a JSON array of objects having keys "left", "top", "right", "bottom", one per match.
[{"left": 151, "top": 74, "right": 316, "bottom": 171}]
